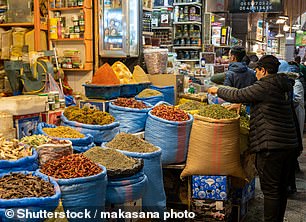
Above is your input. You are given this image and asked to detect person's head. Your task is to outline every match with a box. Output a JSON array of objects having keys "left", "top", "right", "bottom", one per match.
[
  {"left": 249, "top": 54, "right": 259, "bottom": 62},
  {"left": 229, "top": 46, "right": 246, "bottom": 62},
  {"left": 255, "top": 55, "right": 280, "bottom": 80},
  {"left": 241, "top": 55, "right": 250, "bottom": 65},
  {"left": 295, "top": 56, "right": 301, "bottom": 64}
]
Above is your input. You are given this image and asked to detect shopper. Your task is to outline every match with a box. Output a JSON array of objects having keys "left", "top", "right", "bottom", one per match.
[
  {"left": 224, "top": 46, "right": 257, "bottom": 89},
  {"left": 295, "top": 56, "right": 306, "bottom": 76},
  {"left": 278, "top": 60, "right": 304, "bottom": 194},
  {"left": 208, "top": 55, "right": 298, "bottom": 222}
]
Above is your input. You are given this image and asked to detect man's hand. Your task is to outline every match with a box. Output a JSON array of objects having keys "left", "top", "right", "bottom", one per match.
[
  {"left": 224, "top": 103, "right": 242, "bottom": 114},
  {"left": 208, "top": 86, "right": 219, "bottom": 94}
]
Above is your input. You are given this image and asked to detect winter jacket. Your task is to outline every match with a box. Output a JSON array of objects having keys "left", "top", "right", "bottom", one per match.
[
  {"left": 218, "top": 73, "right": 298, "bottom": 153},
  {"left": 224, "top": 62, "right": 257, "bottom": 89}
]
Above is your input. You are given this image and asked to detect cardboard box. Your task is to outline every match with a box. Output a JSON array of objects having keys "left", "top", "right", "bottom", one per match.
[
  {"left": 14, "top": 113, "right": 41, "bottom": 139},
  {"left": 192, "top": 175, "right": 230, "bottom": 200},
  {"left": 191, "top": 199, "right": 232, "bottom": 221},
  {"left": 148, "top": 74, "right": 184, "bottom": 105},
  {"left": 80, "top": 99, "right": 111, "bottom": 112},
  {"left": 41, "top": 109, "right": 63, "bottom": 126}
]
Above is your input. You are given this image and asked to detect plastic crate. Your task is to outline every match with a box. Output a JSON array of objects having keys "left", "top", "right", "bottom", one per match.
[
  {"left": 120, "top": 84, "right": 138, "bottom": 97},
  {"left": 83, "top": 84, "right": 120, "bottom": 100},
  {"left": 135, "top": 82, "right": 152, "bottom": 94}
]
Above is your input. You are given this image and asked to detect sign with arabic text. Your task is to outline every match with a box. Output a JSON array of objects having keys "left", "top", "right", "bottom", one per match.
[{"left": 229, "top": 0, "right": 283, "bottom": 13}]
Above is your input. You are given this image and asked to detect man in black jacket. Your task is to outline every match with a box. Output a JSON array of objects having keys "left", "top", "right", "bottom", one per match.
[
  {"left": 224, "top": 46, "right": 257, "bottom": 88},
  {"left": 208, "top": 55, "right": 298, "bottom": 222}
]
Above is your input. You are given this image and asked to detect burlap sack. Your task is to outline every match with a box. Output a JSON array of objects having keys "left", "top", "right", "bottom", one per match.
[{"left": 181, "top": 114, "right": 246, "bottom": 179}]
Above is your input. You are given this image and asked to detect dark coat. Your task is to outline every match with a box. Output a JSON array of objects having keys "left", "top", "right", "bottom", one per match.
[
  {"left": 224, "top": 62, "right": 257, "bottom": 89},
  {"left": 218, "top": 73, "right": 298, "bottom": 153}
]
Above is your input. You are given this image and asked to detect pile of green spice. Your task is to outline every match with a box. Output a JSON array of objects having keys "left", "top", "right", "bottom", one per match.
[
  {"left": 178, "top": 101, "right": 207, "bottom": 111},
  {"left": 198, "top": 104, "right": 239, "bottom": 120}
]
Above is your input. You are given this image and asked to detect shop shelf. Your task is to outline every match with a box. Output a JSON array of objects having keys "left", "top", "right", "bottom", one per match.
[
  {"left": 51, "top": 38, "right": 85, "bottom": 41},
  {"left": 142, "top": 31, "right": 154, "bottom": 36},
  {"left": 152, "top": 26, "right": 173, "bottom": 30},
  {"left": 173, "top": 46, "right": 201, "bottom": 50},
  {"left": 173, "top": 21, "right": 202, "bottom": 25},
  {"left": 153, "top": 6, "right": 174, "bottom": 9},
  {"left": 49, "top": 6, "right": 83, "bottom": 11},
  {"left": 62, "top": 68, "right": 91, "bottom": 72},
  {"left": 173, "top": 2, "right": 202, "bottom": 7},
  {"left": 176, "top": 59, "right": 199, "bottom": 62},
  {"left": 0, "top": 23, "right": 34, "bottom": 27}
]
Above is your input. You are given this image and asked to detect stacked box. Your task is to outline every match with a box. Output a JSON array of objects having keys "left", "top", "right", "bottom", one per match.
[
  {"left": 80, "top": 99, "right": 111, "bottom": 112},
  {"left": 13, "top": 113, "right": 41, "bottom": 139},
  {"left": 41, "top": 110, "right": 64, "bottom": 126},
  {"left": 191, "top": 199, "right": 232, "bottom": 222},
  {"left": 192, "top": 176, "right": 230, "bottom": 200}
]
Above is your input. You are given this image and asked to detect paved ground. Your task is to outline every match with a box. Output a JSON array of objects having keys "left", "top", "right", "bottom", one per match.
[{"left": 246, "top": 137, "right": 306, "bottom": 222}]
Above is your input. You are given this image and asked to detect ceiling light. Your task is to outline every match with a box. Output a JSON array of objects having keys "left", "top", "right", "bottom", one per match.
[
  {"left": 276, "top": 19, "right": 286, "bottom": 24},
  {"left": 218, "top": 18, "right": 225, "bottom": 21},
  {"left": 275, "top": 33, "right": 285, "bottom": 38},
  {"left": 278, "top": 16, "right": 289, "bottom": 20},
  {"left": 297, "top": 29, "right": 304, "bottom": 34},
  {"left": 292, "top": 25, "right": 299, "bottom": 30},
  {"left": 283, "top": 23, "right": 290, "bottom": 32}
]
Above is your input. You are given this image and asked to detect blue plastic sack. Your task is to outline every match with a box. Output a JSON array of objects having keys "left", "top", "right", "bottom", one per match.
[
  {"left": 106, "top": 170, "right": 148, "bottom": 204},
  {"left": 150, "top": 85, "right": 175, "bottom": 105},
  {"left": 0, "top": 149, "right": 38, "bottom": 174},
  {"left": 61, "top": 114, "right": 120, "bottom": 145},
  {"left": 135, "top": 94, "right": 164, "bottom": 106},
  {"left": 36, "top": 122, "right": 94, "bottom": 152},
  {"left": 145, "top": 102, "right": 194, "bottom": 164},
  {"left": 39, "top": 165, "right": 107, "bottom": 222},
  {"left": 109, "top": 101, "right": 152, "bottom": 133},
  {"left": 0, "top": 171, "right": 61, "bottom": 222},
  {"left": 103, "top": 143, "right": 166, "bottom": 215}
]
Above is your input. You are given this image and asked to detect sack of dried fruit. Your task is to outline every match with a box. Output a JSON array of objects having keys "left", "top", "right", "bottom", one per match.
[
  {"left": 181, "top": 104, "right": 246, "bottom": 179},
  {"left": 145, "top": 102, "right": 193, "bottom": 165},
  {"left": 109, "top": 98, "right": 152, "bottom": 133}
]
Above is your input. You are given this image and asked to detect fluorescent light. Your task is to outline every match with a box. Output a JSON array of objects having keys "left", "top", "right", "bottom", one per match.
[
  {"left": 276, "top": 19, "right": 286, "bottom": 24},
  {"left": 286, "top": 33, "right": 294, "bottom": 40},
  {"left": 297, "top": 29, "right": 304, "bottom": 34},
  {"left": 275, "top": 33, "right": 284, "bottom": 38},
  {"left": 218, "top": 18, "right": 225, "bottom": 21},
  {"left": 278, "top": 16, "right": 289, "bottom": 20}
]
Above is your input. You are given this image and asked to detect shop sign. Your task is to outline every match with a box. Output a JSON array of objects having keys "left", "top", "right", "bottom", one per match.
[
  {"left": 296, "top": 32, "right": 306, "bottom": 46},
  {"left": 229, "top": 0, "right": 283, "bottom": 13}
]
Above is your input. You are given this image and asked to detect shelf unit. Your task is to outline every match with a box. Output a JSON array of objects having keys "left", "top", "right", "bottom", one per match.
[
  {"left": 152, "top": 26, "right": 173, "bottom": 30},
  {"left": 172, "top": 1, "right": 203, "bottom": 65},
  {"left": 48, "top": 0, "right": 93, "bottom": 71},
  {"left": 0, "top": 0, "right": 48, "bottom": 51}
]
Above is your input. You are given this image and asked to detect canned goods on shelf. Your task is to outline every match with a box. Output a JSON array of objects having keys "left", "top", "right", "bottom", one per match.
[{"left": 49, "top": 102, "right": 55, "bottom": 111}]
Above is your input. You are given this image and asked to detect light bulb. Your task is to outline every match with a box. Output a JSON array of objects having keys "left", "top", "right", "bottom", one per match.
[{"left": 283, "top": 24, "right": 290, "bottom": 32}]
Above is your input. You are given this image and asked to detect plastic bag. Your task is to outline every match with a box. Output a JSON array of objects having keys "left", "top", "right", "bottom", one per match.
[{"left": 44, "top": 73, "right": 64, "bottom": 99}]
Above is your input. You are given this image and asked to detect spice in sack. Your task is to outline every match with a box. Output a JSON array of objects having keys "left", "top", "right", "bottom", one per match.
[
  {"left": 21, "top": 135, "right": 51, "bottom": 147},
  {"left": 113, "top": 98, "right": 151, "bottom": 109},
  {"left": 64, "top": 106, "right": 115, "bottom": 125},
  {"left": 240, "top": 116, "right": 250, "bottom": 129},
  {"left": 198, "top": 104, "right": 239, "bottom": 119},
  {"left": 0, "top": 136, "right": 32, "bottom": 160},
  {"left": 151, "top": 104, "right": 190, "bottom": 121},
  {"left": 43, "top": 126, "right": 85, "bottom": 138},
  {"left": 178, "top": 100, "right": 207, "bottom": 111},
  {"left": 41, "top": 154, "right": 102, "bottom": 179},
  {"left": 0, "top": 173, "right": 55, "bottom": 199},
  {"left": 84, "top": 147, "right": 140, "bottom": 173},
  {"left": 92, "top": 63, "right": 120, "bottom": 85},
  {"left": 137, "top": 89, "right": 162, "bottom": 98},
  {"left": 107, "top": 132, "right": 158, "bottom": 153}
]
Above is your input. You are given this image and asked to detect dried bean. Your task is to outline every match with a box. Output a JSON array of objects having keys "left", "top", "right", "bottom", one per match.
[
  {"left": 151, "top": 104, "right": 190, "bottom": 122},
  {"left": 113, "top": 98, "right": 151, "bottom": 109},
  {"left": 0, "top": 173, "right": 55, "bottom": 199},
  {"left": 40, "top": 154, "right": 102, "bottom": 179}
]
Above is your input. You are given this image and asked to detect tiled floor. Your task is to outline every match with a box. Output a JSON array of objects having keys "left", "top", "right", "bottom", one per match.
[{"left": 246, "top": 136, "right": 306, "bottom": 222}]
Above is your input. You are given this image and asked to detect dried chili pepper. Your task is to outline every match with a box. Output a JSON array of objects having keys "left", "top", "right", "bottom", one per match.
[
  {"left": 113, "top": 98, "right": 150, "bottom": 109},
  {"left": 151, "top": 104, "right": 190, "bottom": 122},
  {"left": 40, "top": 154, "right": 102, "bottom": 179}
]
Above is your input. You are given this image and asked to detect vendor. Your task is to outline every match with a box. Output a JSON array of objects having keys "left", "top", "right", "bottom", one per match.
[{"left": 208, "top": 55, "right": 298, "bottom": 222}]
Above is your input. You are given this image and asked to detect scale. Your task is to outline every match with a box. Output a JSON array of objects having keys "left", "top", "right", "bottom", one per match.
[{"left": 4, "top": 50, "right": 55, "bottom": 95}]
